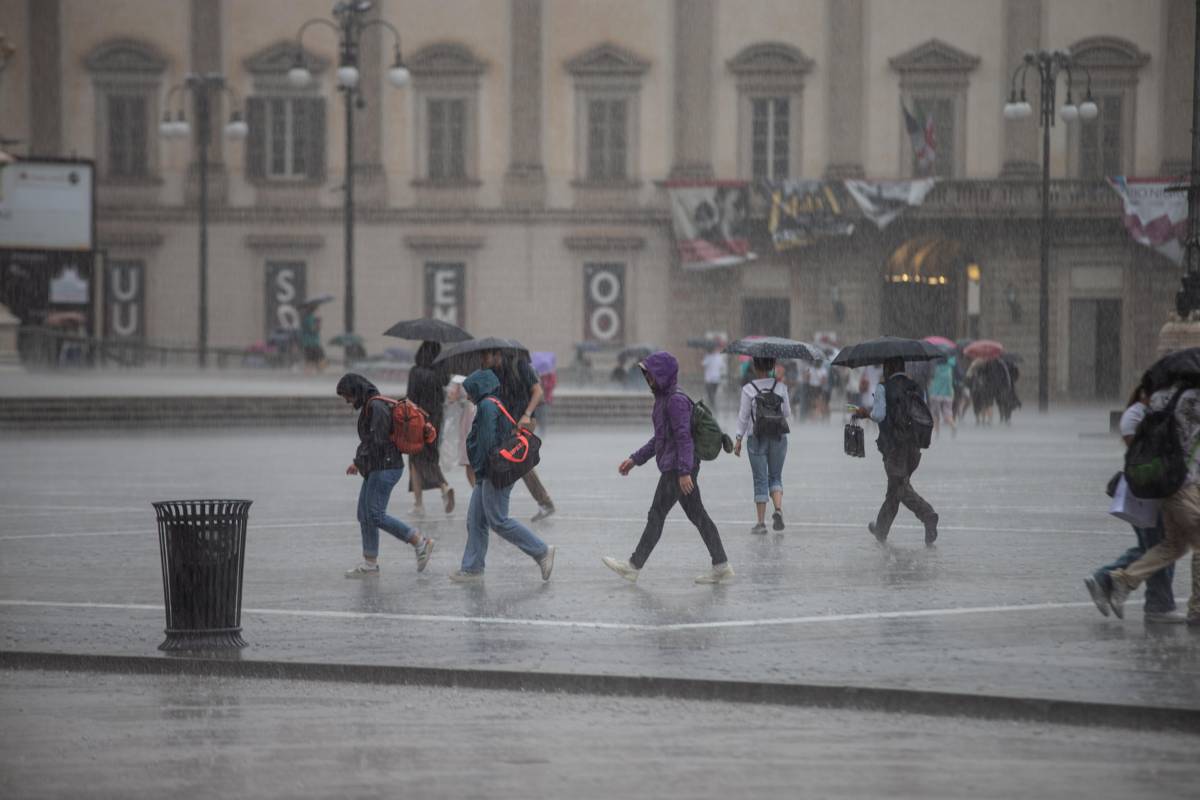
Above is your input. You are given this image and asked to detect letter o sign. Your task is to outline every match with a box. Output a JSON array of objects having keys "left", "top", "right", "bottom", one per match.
[{"left": 584, "top": 264, "right": 625, "bottom": 344}]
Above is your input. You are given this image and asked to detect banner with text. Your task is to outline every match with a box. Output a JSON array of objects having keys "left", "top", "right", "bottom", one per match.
[
  {"left": 668, "top": 184, "right": 756, "bottom": 271},
  {"left": 424, "top": 262, "right": 466, "bottom": 327},
  {"left": 583, "top": 262, "right": 625, "bottom": 344},
  {"left": 1107, "top": 177, "right": 1187, "bottom": 265},
  {"left": 843, "top": 178, "right": 938, "bottom": 230},
  {"left": 760, "top": 180, "right": 854, "bottom": 251}
]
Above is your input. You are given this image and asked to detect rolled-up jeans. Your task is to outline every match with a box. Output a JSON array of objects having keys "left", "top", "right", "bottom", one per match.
[
  {"left": 746, "top": 434, "right": 787, "bottom": 504},
  {"left": 357, "top": 467, "right": 415, "bottom": 558},
  {"left": 461, "top": 480, "right": 549, "bottom": 573}
]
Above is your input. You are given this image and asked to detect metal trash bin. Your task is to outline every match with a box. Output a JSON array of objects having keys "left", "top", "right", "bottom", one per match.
[{"left": 153, "top": 499, "right": 252, "bottom": 651}]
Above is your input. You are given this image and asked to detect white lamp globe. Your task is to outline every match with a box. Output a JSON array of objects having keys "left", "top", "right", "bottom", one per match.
[
  {"left": 336, "top": 64, "right": 360, "bottom": 88},
  {"left": 1016, "top": 101, "right": 1033, "bottom": 119},
  {"left": 288, "top": 66, "right": 312, "bottom": 88},
  {"left": 1059, "top": 103, "right": 1079, "bottom": 123},
  {"left": 225, "top": 117, "right": 249, "bottom": 140},
  {"left": 174, "top": 119, "right": 191, "bottom": 138},
  {"left": 1079, "top": 99, "right": 1099, "bottom": 121},
  {"left": 159, "top": 119, "right": 175, "bottom": 138},
  {"left": 387, "top": 65, "right": 410, "bottom": 88},
  {"left": 1003, "top": 103, "right": 1021, "bottom": 120}
]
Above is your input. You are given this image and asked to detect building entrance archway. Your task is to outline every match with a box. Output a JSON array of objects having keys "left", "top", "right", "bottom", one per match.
[{"left": 881, "top": 236, "right": 973, "bottom": 340}]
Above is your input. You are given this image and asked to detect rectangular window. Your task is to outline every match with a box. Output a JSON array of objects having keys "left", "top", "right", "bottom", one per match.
[
  {"left": 264, "top": 98, "right": 311, "bottom": 179},
  {"left": 911, "top": 96, "right": 955, "bottom": 178},
  {"left": 587, "top": 98, "right": 628, "bottom": 181},
  {"left": 107, "top": 94, "right": 148, "bottom": 178},
  {"left": 751, "top": 97, "right": 790, "bottom": 181},
  {"left": 427, "top": 98, "right": 467, "bottom": 181},
  {"left": 1080, "top": 94, "right": 1122, "bottom": 178}
]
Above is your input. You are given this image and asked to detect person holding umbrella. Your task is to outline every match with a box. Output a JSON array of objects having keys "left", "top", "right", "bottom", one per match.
[
  {"left": 734, "top": 356, "right": 791, "bottom": 533},
  {"left": 406, "top": 340, "right": 455, "bottom": 516}
]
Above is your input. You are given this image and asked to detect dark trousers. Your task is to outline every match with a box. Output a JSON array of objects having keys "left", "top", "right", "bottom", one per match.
[
  {"left": 875, "top": 446, "right": 936, "bottom": 535},
  {"left": 1095, "top": 519, "right": 1176, "bottom": 613},
  {"left": 631, "top": 469, "right": 727, "bottom": 569}
]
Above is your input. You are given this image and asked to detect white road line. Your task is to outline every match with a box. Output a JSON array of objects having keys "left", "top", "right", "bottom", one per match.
[{"left": 0, "top": 598, "right": 1098, "bottom": 632}]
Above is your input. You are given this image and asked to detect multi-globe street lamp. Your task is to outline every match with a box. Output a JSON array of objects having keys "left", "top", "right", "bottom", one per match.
[
  {"left": 1004, "top": 50, "right": 1098, "bottom": 412},
  {"left": 289, "top": 0, "right": 409, "bottom": 339},
  {"left": 160, "top": 74, "right": 248, "bottom": 367}
]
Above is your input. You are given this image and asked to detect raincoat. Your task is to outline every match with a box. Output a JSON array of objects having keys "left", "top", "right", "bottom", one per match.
[
  {"left": 336, "top": 373, "right": 402, "bottom": 476},
  {"left": 630, "top": 351, "right": 696, "bottom": 475},
  {"left": 464, "top": 369, "right": 513, "bottom": 480}
]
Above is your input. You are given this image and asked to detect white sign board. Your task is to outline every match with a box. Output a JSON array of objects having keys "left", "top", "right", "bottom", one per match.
[{"left": 0, "top": 161, "right": 94, "bottom": 251}]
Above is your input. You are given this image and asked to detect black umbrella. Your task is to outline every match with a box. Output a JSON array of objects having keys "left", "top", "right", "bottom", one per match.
[
  {"left": 301, "top": 293, "right": 334, "bottom": 308},
  {"left": 433, "top": 336, "right": 529, "bottom": 375},
  {"left": 1142, "top": 347, "right": 1200, "bottom": 393},
  {"left": 383, "top": 317, "right": 472, "bottom": 343},
  {"left": 724, "top": 336, "right": 823, "bottom": 363},
  {"left": 831, "top": 336, "right": 946, "bottom": 368},
  {"left": 617, "top": 344, "right": 657, "bottom": 363}
]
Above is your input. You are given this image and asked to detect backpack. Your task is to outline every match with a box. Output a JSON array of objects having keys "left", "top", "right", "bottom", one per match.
[
  {"left": 1124, "top": 387, "right": 1195, "bottom": 499},
  {"left": 484, "top": 397, "right": 542, "bottom": 488},
  {"left": 375, "top": 396, "right": 437, "bottom": 455},
  {"left": 751, "top": 379, "right": 790, "bottom": 439},
  {"left": 672, "top": 391, "right": 728, "bottom": 461},
  {"left": 887, "top": 377, "right": 934, "bottom": 449}
]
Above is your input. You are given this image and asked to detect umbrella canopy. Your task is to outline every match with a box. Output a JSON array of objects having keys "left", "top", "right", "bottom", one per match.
[
  {"left": 922, "top": 335, "right": 956, "bottom": 350},
  {"left": 831, "top": 336, "right": 946, "bottom": 368},
  {"left": 686, "top": 335, "right": 727, "bottom": 350},
  {"left": 328, "top": 332, "right": 364, "bottom": 347},
  {"left": 300, "top": 293, "right": 334, "bottom": 308},
  {"left": 433, "top": 336, "right": 529, "bottom": 375},
  {"left": 531, "top": 351, "right": 556, "bottom": 375},
  {"left": 617, "top": 344, "right": 657, "bottom": 363},
  {"left": 1141, "top": 347, "right": 1200, "bottom": 393},
  {"left": 963, "top": 339, "right": 1005, "bottom": 361},
  {"left": 382, "top": 347, "right": 413, "bottom": 362},
  {"left": 724, "top": 336, "right": 823, "bottom": 363},
  {"left": 382, "top": 317, "right": 472, "bottom": 343}
]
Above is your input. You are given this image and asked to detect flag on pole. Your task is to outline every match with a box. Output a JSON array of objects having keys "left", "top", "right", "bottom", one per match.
[{"left": 903, "top": 105, "right": 936, "bottom": 174}]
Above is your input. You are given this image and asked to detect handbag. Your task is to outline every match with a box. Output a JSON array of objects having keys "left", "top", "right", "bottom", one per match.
[
  {"left": 485, "top": 398, "right": 542, "bottom": 489},
  {"left": 1108, "top": 474, "right": 1159, "bottom": 528},
  {"left": 844, "top": 419, "right": 865, "bottom": 458}
]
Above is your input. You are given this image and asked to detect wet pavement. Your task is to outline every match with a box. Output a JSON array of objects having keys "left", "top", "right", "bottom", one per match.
[
  {"left": 3, "top": 668, "right": 1198, "bottom": 800},
  {"left": 1, "top": 403, "right": 1197, "bottom": 718}
]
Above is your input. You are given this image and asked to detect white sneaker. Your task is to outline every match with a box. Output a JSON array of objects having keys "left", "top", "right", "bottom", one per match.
[
  {"left": 537, "top": 545, "right": 556, "bottom": 581},
  {"left": 345, "top": 563, "right": 380, "bottom": 578},
  {"left": 602, "top": 556, "right": 640, "bottom": 583},
  {"left": 448, "top": 569, "right": 484, "bottom": 584},
  {"left": 1144, "top": 610, "right": 1188, "bottom": 624},
  {"left": 414, "top": 536, "right": 435, "bottom": 573},
  {"left": 694, "top": 562, "right": 734, "bottom": 584}
]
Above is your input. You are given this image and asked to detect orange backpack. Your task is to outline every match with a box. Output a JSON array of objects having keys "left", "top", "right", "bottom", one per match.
[{"left": 375, "top": 396, "right": 437, "bottom": 454}]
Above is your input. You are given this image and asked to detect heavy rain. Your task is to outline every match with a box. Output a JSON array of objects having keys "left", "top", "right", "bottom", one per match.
[{"left": 0, "top": 1, "right": 1198, "bottom": 798}]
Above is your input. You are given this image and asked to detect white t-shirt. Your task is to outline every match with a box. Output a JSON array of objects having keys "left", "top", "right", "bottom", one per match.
[
  {"left": 737, "top": 377, "right": 791, "bottom": 438},
  {"left": 702, "top": 352, "right": 727, "bottom": 384},
  {"left": 1118, "top": 402, "right": 1147, "bottom": 439}
]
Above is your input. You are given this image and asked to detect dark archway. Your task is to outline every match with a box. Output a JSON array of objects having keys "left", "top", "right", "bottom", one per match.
[{"left": 881, "top": 236, "right": 972, "bottom": 340}]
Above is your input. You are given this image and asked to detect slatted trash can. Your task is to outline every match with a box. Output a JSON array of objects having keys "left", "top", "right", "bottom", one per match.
[{"left": 153, "top": 499, "right": 252, "bottom": 651}]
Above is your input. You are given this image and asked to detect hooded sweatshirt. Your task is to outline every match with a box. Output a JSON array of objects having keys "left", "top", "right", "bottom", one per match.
[
  {"left": 630, "top": 351, "right": 696, "bottom": 475},
  {"left": 336, "top": 373, "right": 403, "bottom": 476},
  {"left": 463, "top": 369, "right": 512, "bottom": 480}
]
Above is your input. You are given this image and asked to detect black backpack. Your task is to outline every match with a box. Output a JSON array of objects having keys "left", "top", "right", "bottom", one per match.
[
  {"left": 888, "top": 376, "right": 934, "bottom": 449},
  {"left": 752, "top": 379, "right": 790, "bottom": 439},
  {"left": 1124, "top": 387, "right": 1193, "bottom": 499},
  {"left": 484, "top": 398, "right": 542, "bottom": 489}
]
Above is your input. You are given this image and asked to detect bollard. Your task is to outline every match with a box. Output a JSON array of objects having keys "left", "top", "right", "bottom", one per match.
[{"left": 152, "top": 499, "right": 252, "bottom": 651}]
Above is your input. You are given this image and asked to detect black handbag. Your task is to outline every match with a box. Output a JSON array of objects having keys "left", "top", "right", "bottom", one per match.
[
  {"left": 485, "top": 398, "right": 542, "bottom": 489},
  {"left": 844, "top": 420, "right": 866, "bottom": 458}
]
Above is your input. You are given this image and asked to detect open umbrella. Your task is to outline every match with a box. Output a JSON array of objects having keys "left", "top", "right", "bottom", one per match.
[
  {"left": 617, "top": 344, "right": 657, "bottom": 363},
  {"left": 1141, "top": 347, "right": 1200, "bottom": 393},
  {"left": 922, "top": 335, "right": 956, "bottom": 350},
  {"left": 383, "top": 317, "right": 472, "bottom": 343},
  {"left": 301, "top": 293, "right": 334, "bottom": 308},
  {"left": 963, "top": 339, "right": 1005, "bottom": 361},
  {"left": 433, "top": 336, "right": 529, "bottom": 375},
  {"left": 531, "top": 351, "right": 556, "bottom": 376},
  {"left": 724, "top": 336, "right": 823, "bottom": 363},
  {"left": 831, "top": 336, "right": 946, "bottom": 368},
  {"left": 328, "top": 332, "right": 363, "bottom": 348}
]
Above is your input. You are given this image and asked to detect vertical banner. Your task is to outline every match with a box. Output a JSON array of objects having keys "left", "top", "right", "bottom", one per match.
[
  {"left": 424, "top": 262, "right": 466, "bottom": 327},
  {"left": 104, "top": 260, "right": 144, "bottom": 339},
  {"left": 583, "top": 263, "right": 625, "bottom": 343},
  {"left": 264, "top": 261, "right": 306, "bottom": 336}
]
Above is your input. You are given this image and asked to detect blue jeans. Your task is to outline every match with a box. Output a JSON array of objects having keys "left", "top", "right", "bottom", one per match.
[
  {"left": 746, "top": 434, "right": 788, "bottom": 504},
  {"left": 461, "top": 480, "right": 548, "bottom": 573},
  {"left": 357, "top": 468, "right": 415, "bottom": 558},
  {"left": 1096, "top": 518, "right": 1176, "bottom": 613}
]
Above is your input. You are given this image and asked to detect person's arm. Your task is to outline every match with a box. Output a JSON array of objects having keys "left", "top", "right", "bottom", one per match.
[
  {"left": 630, "top": 437, "right": 655, "bottom": 467},
  {"left": 869, "top": 383, "right": 887, "bottom": 423},
  {"left": 517, "top": 360, "right": 542, "bottom": 428},
  {"left": 780, "top": 384, "right": 791, "bottom": 420},
  {"left": 735, "top": 383, "right": 753, "bottom": 439}
]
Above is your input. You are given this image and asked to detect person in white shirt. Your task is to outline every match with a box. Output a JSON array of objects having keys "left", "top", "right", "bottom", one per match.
[
  {"left": 734, "top": 357, "right": 791, "bottom": 533},
  {"left": 702, "top": 348, "right": 727, "bottom": 412}
]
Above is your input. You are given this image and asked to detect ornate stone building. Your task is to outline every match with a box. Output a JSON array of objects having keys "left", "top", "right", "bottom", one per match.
[{"left": 0, "top": 0, "right": 1192, "bottom": 398}]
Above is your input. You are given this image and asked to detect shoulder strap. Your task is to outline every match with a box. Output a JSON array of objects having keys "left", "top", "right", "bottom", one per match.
[
  {"left": 1165, "top": 386, "right": 1188, "bottom": 414},
  {"left": 486, "top": 396, "right": 519, "bottom": 426}
]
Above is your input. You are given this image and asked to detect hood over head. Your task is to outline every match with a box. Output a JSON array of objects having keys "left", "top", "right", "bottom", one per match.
[
  {"left": 639, "top": 351, "right": 679, "bottom": 395},
  {"left": 336, "top": 373, "right": 379, "bottom": 409},
  {"left": 463, "top": 368, "right": 501, "bottom": 403}
]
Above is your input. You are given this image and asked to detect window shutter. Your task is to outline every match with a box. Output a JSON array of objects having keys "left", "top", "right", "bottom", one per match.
[
  {"left": 306, "top": 97, "right": 326, "bottom": 181},
  {"left": 245, "top": 97, "right": 266, "bottom": 180}
]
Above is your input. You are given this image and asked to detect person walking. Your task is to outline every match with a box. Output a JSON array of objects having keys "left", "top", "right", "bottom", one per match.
[
  {"left": 1083, "top": 384, "right": 1184, "bottom": 623},
  {"left": 481, "top": 348, "right": 556, "bottom": 522},
  {"left": 928, "top": 353, "right": 957, "bottom": 438},
  {"left": 406, "top": 340, "right": 455, "bottom": 516},
  {"left": 299, "top": 302, "right": 326, "bottom": 374},
  {"left": 1095, "top": 379, "right": 1200, "bottom": 624},
  {"left": 733, "top": 357, "right": 791, "bottom": 534},
  {"left": 448, "top": 369, "right": 556, "bottom": 583},
  {"left": 702, "top": 345, "right": 727, "bottom": 411},
  {"left": 851, "top": 356, "right": 939, "bottom": 546},
  {"left": 336, "top": 373, "right": 435, "bottom": 578},
  {"left": 601, "top": 351, "right": 733, "bottom": 584},
  {"left": 447, "top": 375, "right": 477, "bottom": 487}
]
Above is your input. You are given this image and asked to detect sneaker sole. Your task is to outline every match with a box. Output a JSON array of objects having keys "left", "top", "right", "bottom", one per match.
[
  {"left": 602, "top": 558, "right": 638, "bottom": 582},
  {"left": 772, "top": 515, "right": 784, "bottom": 531},
  {"left": 416, "top": 539, "right": 435, "bottom": 573},
  {"left": 1083, "top": 576, "right": 1110, "bottom": 617},
  {"left": 539, "top": 546, "right": 556, "bottom": 581}
]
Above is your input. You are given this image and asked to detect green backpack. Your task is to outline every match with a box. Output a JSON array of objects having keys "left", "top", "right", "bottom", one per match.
[{"left": 674, "top": 391, "right": 730, "bottom": 461}]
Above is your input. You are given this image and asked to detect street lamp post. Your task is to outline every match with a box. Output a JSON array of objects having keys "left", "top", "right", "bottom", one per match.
[
  {"left": 1004, "top": 50, "right": 1098, "bottom": 412},
  {"left": 161, "top": 75, "right": 248, "bottom": 367},
  {"left": 290, "top": 0, "right": 409, "bottom": 338}
]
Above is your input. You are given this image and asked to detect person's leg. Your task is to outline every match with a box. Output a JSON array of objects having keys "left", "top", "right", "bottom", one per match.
[
  {"left": 459, "top": 482, "right": 488, "bottom": 573},
  {"left": 873, "top": 450, "right": 906, "bottom": 537},
  {"left": 746, "top": 435, "right": 769, "bottom": 525},
  {"left": 410, "top": 457, "right": 425, "bottom": 510},
  {"left": 482, "top": 482, "right": 548, "bottom": 559},
  {"left": 365, "top": 468, "right": 418, "bottom": 546},
  {"left": 523, "top": 469, "right": 555, "bottom": 510},
  {"left": 357, "top": 477, "right": 379, "bottom": 562},
  {"left": 1108, "top": 486, "right": 1199, "bottom": 616},
  {"left": 464, "top": 464, "right": 476, "bottom": 487},
  {"left": 631, "top": 472, "right": 679, "bottom": 569},
  {"left": 767, "top": 436, "right": 787, "bottom": 513},
  {"left": 896, "top": 450, "right": 936, "bottom": 525},
  {"left": 1135, "top": 521, "right": 1177, "bottom": 614},
  {"left": 705, "top": 382, "right": 717, "bottom": 408},
  {"left": 678, "top": 473, "right": 729, "bottom": 566}
]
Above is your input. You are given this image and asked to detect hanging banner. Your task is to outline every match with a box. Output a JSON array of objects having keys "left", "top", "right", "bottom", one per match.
[
  {"left": 265, "top": 261, "right": 306, "bottom": 337},
  {"left": 761, "top": 179, "right": 854, "bottom": 251},
  {"left": 843, "top": 178, "right": 938, "bottom": 230},
  {"left": 1107, "top": 177, "right": 1187, "bottom": 265},
  {"left": 668, "top": 183, "right": 755, "bottom": 271}
]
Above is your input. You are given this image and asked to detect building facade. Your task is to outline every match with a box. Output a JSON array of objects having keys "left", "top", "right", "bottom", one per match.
[{"left": 0, "top": 0, "right": 1193, "bottom": 397}]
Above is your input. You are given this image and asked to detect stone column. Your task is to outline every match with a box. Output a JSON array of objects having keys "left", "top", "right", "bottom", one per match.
[
  {"left": 667, "top": 0, "right": 714, "bottom": 181},
  {"left": 503, "top": 0, "right": 546, "bottom": 207},
  {"left": 1160, "top": 0, "right": 1196, "bottom": 176},
  {"left": 189, "top": 0, "right": 227, "bottom": 203},
  {"left": 824, "top": 0, "right": 864, "bottom": 179},
  {"left": 999, "top": 0, "right": 1041, "bottom": 178},
  {"left": 352, "top": 1, "right": 387, "bottom": 205},
  {"left": 28, "top": 0, "right": 61, "bottom": 156}
]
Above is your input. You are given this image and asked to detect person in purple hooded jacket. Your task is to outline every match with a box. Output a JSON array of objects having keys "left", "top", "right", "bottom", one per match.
[{"left": 602, "top": 351, "right": 734, "bottom": 584}]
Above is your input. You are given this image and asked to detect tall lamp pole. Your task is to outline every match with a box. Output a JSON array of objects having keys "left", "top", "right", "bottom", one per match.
[
  {"left": 1004, "top": 51, "right": 1098, "bottom": 411},
  {"left": 161, "top": 75, "right": 248, "bottom": 367},
  {"left": 290, "top": 0, "right": 409, "bottom": 338},
  {"left": 1175, "top": 0, "right": 1200, "bottom": 318}
]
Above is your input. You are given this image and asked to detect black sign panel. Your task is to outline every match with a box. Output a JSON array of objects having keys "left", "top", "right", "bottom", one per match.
[
  {"left": 424, "top": 262, "right": 465, "bottom": 327},
  {"left": 104, "top": 260, "right": 144, "bottom": 339},
  {"left": 265, "top": 261, "right": 306, "bottom": 336},
  {"left": 583, "top": 263, "right": 625, "bottom": 344}
]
